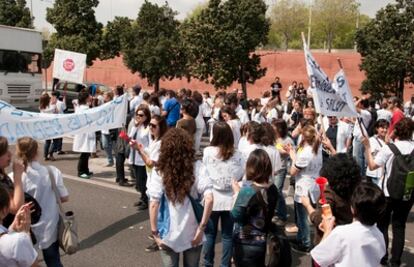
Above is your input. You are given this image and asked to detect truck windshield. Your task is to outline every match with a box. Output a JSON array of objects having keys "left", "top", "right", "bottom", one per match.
[{"left": 0, "top": 49, "right": 41, "bottom": 74}]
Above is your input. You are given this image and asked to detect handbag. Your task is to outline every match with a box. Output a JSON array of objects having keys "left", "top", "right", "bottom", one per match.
[
  {"left": 47, "top": 167, "right": 79, "bottom": 255},
  {"left": 188, "top": 194, "right": 213, "bottom": 233}
]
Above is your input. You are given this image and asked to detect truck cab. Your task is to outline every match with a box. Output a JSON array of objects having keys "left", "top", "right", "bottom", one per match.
[{"left": 0, "top": 25, "right": 43, "bottom": 109}]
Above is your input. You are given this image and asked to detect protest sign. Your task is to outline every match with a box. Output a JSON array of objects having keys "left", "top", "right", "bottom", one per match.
[
  {"left": 303, "top": 40, "right": 358, "bottom": 118},
  {"left": 0, "top": 94, "right": 128, "bottom": 144},
  {"left": 53, "top": 49, "right": 87, "bottom": 84}
]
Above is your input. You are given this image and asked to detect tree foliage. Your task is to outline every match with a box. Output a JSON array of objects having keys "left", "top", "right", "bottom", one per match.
[
  {"left": 44, "top": 0, "right": 103, "bottom": 66},
  {"left": 182, "top": 0, "right": 269, "bottom": 95},
  {"left": 267, "top": 0, "right": 365, "bottom": 50},
  {"left": 356, "top": 0, "right": 414, "bottom": 98},
  {"left": 100, "top": 16, "right": 132, "bottom": 60},
  {"left": 313, "top": 0, "right": 358, "bottom": 52},
  {"left": 122, "top": 1, "right": 185, "bottom": 91},
  {"left": 0, "top": 0, "right": 32, "bottom": 28},
  {"left": 269, "top": 0, "right": 307, "bottom": 50}
]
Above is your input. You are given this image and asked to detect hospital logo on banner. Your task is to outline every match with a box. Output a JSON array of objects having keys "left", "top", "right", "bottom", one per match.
[{"left": 53, "top": 49, "right": 87, "bottom": 84}]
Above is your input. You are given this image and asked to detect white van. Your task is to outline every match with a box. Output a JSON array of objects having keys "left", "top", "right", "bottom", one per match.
[{"left": 0, "top": 25, "right": 43, "bottom": 109}]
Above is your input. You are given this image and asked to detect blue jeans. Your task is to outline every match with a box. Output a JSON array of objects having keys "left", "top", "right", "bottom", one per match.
[
  {"left": 101, "top": 134, "right": 114, "bottom": 164},
  {"left": 352, "top": 138, "right": 366, "bottom": 177},
  {"left": 160, "top": 245, "right": 202, "bottom": 267},
  {"left": 274, "top": 168, "right": 288, "bottom": 221},
  {"left": 294, "top": 201, "right": 311, "bottom": 248},
  {"left": 202, "top": 211, "right": 233, "bottom": 267},
  {"left": 42, "top": 240, "right": 63, "bottom": 267}
]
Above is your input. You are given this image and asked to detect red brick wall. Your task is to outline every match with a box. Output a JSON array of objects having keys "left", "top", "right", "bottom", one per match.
[{"left": 45, "top": 51, "right": 414, "bottom": 101}]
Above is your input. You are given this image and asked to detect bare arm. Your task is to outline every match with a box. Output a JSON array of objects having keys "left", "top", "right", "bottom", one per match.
[
  {"left": 9, "top": 160, "right": 25, "bottom": 214},
  {"left": 362, "top": 137, "right": 380, "bottom": 171},
  {"left": 192, "top": 193, "right": 213, "bottom": 246}
]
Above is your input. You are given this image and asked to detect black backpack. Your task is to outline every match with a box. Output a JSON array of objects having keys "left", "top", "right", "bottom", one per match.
[{"left": 386, "top": 143, "right": 414, "bottom": 200}]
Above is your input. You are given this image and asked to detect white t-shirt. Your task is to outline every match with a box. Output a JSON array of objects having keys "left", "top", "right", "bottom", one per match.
[
  {"left": 263, "top": 145, "right": 282, "bottom": 176},
  {"left": 227, "top": 119, "right": 241, "bottom": 148},
  {"left": 202, "top": 98, "right": 213, "bottom": 117},
  {"left": 241, "top": 143, "right": 281, "bottom": 181},
  {"left": 311, "top": 221, "right": 385, "bottom": 267},
  {"left": 322, "top": 118, "right": 352, "bottom": 153},
  {"left": 366, "top": 136, "right": 386, "bottom": 179},
  {"left": 404, "top": 101, "right": 414, "bottom": 116},
  {"left": 353, "top": 110, "right": 371, "bottom": 139},
  {"left": 266, "top": 108, "right": 278, "bottom": 122},
  {"left": 294, "top": 145, "right": 323, "bottom": 203},
  {"left": 20, "top": 162, "right": 69, "bottom": 249},
  {"left": 147, "top": 161, "right": 213, "bottom": 253},
  {"left": 373, "top": 140, "right": 414, "bottom": 197},
  {"left": 129, "top": 95, "right": 142, "bottom": 113},
  {"left": 128, "top": 124, "right": 150, "bottom": 166},
  {"left": 144, "top": 138, "right": 161, "bottom": 189},
  {"left": 236, "top": 106, "right": 250, "bottom": 125},
  {"left": 0, "top": 226, "right": 38, "bottom": 267},
  {"left": 203, "top": 147, "right": 244, "bottom": 211},
  {"left": 377, "top": 109, "right": 392, "bottom": 122},
  {"left": 149, "top": 105, "right": 161, "bottom": 116},
  {"left": 238, "top": 136, "right": 249, "bottom": 152}
]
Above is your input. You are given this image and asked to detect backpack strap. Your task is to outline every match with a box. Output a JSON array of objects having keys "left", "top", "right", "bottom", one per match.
[
  {"left": 374, "top": 137, "right": 383, "bottom": 148},
  {"left": 388, "top": 143, "right": 401, "bottom": 156}
]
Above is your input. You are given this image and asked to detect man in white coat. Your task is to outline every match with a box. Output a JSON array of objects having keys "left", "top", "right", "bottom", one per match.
[{"left": 73, "top": 90, "right": 96, "bottom": 179}]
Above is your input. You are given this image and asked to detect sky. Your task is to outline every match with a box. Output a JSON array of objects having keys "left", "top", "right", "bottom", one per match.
[{"left": 31, "top": 0, "right": 394, "bottom": 32}]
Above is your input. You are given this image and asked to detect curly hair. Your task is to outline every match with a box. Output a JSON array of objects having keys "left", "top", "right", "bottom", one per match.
[
  {"left": 320, "top": 153, "right": 362, "bottom": 201},
  {"left": 157, "top": 128, "right": 195, "bottom": 205}
]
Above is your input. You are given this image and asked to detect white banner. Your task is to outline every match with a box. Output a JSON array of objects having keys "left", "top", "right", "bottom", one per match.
[
  {"left": 53, "top": 49, "right": 87, "bottom": 84},
  {"left": 0, "top": 94, "right": 128, "bottom": 144},
  {"left": 303, "top": 42, "right": 358, "bottom": 117}
]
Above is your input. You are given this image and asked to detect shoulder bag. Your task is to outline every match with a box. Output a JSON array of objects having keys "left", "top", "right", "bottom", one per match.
[{"left": 47, "top": 167, "right": 79, "bottom": 255}]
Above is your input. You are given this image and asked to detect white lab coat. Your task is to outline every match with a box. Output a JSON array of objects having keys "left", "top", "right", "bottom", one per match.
[{"left": 72, "top": 105, "right": 96, "bottom": 153}]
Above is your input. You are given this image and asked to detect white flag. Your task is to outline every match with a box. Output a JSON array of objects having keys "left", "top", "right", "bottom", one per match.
[
  {"left": 52, "top": 49, "right": 87, "bottom": 84},
  {"left": 0, "top": 94, "right": 128, "bottom": 144},
  {"left": 303, "top": 41, "right": 357, "bottom": 117}
]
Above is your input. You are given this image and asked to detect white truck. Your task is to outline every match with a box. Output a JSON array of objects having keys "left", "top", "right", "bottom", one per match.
[{"left": 0, "top": 25, "right": 43, "bottom": 109}]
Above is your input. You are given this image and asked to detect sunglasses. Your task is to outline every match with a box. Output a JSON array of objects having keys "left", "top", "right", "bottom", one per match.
[
  {"left": 136, "top": 113, "right": 145, "bottom": 117},
  {"left": 149, "top": 123, "right": 158, "bottom": 129}
]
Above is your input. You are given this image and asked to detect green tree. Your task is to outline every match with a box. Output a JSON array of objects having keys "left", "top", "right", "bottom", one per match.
[
  {"left": 356, "top": 0, "right": 414, "bottom": 99},
  {"left": 182, "top": 0, "right": 269, "bottom": 96},
  {"left": 269, "top": 0, "right": 307, "bottom": 50},
  {"left": 0, "top": 0, "right": 33, "bottom": 28},
  {"left": 313, "top": 0, "right": 358, "bottom": 52},
  {"left": 122, "top": 1, "right": 185, "bottom": 92},
  {"left": 100, "top": 16, "right": 132, "bottom": 60},
  {"left": 44, "top": 0, "right": 102, "bottom": 66}
]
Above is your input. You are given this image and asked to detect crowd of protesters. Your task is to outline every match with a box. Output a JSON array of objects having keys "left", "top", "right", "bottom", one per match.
[{"left": 1, "top": 76, "right": 414, "bottom": 267}]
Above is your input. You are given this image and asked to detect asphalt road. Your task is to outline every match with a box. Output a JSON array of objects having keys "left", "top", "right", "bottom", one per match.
[{"left": 8, "top": 138, "right": 414, "bottom": 267}]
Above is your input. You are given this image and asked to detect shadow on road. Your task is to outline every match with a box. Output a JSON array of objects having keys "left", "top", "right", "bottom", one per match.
[{"left": 79, "top": 212, "right": 149, "bottom": 250}]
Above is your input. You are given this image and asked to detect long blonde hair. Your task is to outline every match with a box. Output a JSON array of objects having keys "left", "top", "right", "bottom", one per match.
[
  {"left": 16, "top": 137, "right": 38, "bottom": 168},
  {"left": 298, "top": 125, "right": 320, "bottom": 154}
]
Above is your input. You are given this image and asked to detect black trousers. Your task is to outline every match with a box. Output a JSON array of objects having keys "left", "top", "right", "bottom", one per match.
[
  {"left": 78, "top": 153, "right": 90, "bottom": 175},
  {"left": 377, "top": 195, "right": 414, "bottom": 265},
  {"left": 115, "top": 153, "right": 126, "bottom": 183},
  {"left": 131, "top": 165, "right": 148, "bottom": 203},
  {"left": 233, "top": 243, "right": 266, "bottom": 267}
]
